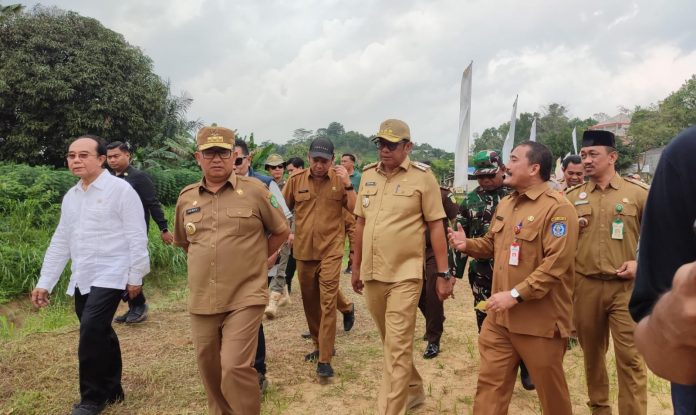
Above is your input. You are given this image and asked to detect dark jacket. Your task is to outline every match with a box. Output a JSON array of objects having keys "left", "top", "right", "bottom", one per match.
[{"left": 113, "top": 165, "right": 168, "bottom": 232}]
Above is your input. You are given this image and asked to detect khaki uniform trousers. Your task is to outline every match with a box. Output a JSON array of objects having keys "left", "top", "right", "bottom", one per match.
[
  {"left": 364, "top": 278, "right": 424, "bottom": 415},
  {"left": 474, "top": 318, "right": 571, "bottom": 415},
  {"left": 190, "top": 305, "right": 264, "bottom": 415},
  {"left": 574, "top": 276, "right": 647, "bottom": 415},
  {"left": 337, "top": 287, "right": 353, "bottom": 314},
  {"left": 297, "top": 254, "right": 342, "bottom": 363}
]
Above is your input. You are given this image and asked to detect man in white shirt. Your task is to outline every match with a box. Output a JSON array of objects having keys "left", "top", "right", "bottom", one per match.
[{"left": 31, "top": 135, "right": 150, "bottom": 415}]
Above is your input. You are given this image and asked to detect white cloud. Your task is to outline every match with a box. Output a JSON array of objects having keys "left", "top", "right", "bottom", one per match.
[{"left": 18, "top": 0, "right": 696, "bottom": 151}]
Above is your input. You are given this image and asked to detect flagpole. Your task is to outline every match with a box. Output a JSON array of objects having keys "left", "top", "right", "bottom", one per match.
[
  {"left": 501, "top": 95, "right": 518, "bottom": 165},
  {"left": 453, "top": 61, "right": 473, "bottom": 191}
]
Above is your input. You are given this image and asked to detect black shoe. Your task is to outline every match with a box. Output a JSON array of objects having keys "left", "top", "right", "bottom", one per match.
[
  {"left": 423, "top": 342, "right": 440, "bottom": 359},
  {"left": 258, "top": 372, "right": 268, "bottom": 395},
  {"left": 343, "top": 304, "right": 355, "bottom": 332},
  {"left": 519, "top": 362, "right": 535, "bottom": 391},
  {"left": 316, "top": 362, "right": 334, "bottom": 378},
  {"left": 305, "top": 349, "right": 336, "bottom": 362},
  {"left": 71, "top": 402, "right": 105, "bottom": 415},
  {"left": 113, "top": 310, "right": 129, "bottom": 324},
  {"left": 305, "top": 350, "right": 319, "bottom": 362},
  {"left": 301, "top": 331, "right": 311, "bottom": 339},
  {"left": 125, "top": 304, "right": 148, "bottom": 324}
]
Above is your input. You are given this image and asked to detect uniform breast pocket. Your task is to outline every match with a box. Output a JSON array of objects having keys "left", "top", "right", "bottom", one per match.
[
  {"left": 294, "top": 192, "right": 311, "bottom": 203},
  {"left": 390, "top": 186, "right": 419, "bottom": 213},
  {"left": 618, "top": 203, "right": 637, "bottom": 218},
  {"left": 575, "top": 204, "right": 592, "bottom": 233},
  {"left": 359, "top": 187, "right": 378, "bottom": 211},
  {"left": 184, "top": 211, "right": 203, "bottom": 242},
  {"left": 226, "top": 207, "right": 255, "bottom": 236},
  {"left": 516, "top": 227, "right": 539, "bottom": 244}
]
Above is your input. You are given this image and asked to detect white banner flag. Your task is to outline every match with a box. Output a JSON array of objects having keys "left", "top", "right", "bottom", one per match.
[
  {"left": 454, "top": 61, "right": 472, "bottom": 189},
  {"left": 529, "top": 117, "right": 537, "bottom": 142},
  {"left": 501, "top": 95, "right": 518, "bottom": 164},
  {"left": 572, "top": 126, "right": 578, "bottom": 154}
]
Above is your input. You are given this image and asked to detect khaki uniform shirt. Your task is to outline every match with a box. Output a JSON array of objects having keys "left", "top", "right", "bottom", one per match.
[
  {"left": 354, "top": 157, "right": 446, "bottom": 283},
  {"left": 566, "top": 174, "right": 648, "bottom": 277},
  {"left": 465, "top": 182, "right": 579, "bottom": 338},
  {"left": 174, "top": 174, "right": 288, "bottom": 315},
  {"left": 282, "top": 167, "right": 351, "bottom": 261}
]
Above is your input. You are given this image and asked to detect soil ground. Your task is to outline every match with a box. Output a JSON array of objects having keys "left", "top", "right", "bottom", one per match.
[{"left": 0, "top": 275, "right": 673, "bottom": 414}]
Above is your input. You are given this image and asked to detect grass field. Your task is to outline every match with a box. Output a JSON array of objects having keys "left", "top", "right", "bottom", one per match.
[{"left": 0, "top": 270, "right": 673, "bottom": 415}]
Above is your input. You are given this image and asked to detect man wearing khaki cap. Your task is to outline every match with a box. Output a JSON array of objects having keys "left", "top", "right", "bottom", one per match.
[
  {"left": 264, "top": 153, "right": 293, "bottom": 318},
  {"left": 282, "top": 136, "right": 356, "bottom": 379},
  {"left": 174, "top": 125, "right": 289, "bottom": 414},
  {"left": 352, "top": 119, "right": 450, "bottom": 415}
]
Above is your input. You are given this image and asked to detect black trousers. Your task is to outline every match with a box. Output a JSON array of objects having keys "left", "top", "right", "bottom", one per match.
[
  {"left": 74, "top": 287, "right": 124, "bottom": 404},
  {"left": 285, "top": 251, "right": 296, "bottom": 293},
  {"left": 417, "top": 254, "right": 444, "bottom": 344},
  {"left": 254, "top": 324, "right": 266, "bottom": 375},
  {"left": 127, "top": 291, "right": 146, "bottom": 309}
]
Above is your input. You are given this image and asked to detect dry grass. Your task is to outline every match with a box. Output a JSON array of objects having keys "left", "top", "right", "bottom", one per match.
[{"left": 1, "top": 276, "right": 672, "bottom": 414}]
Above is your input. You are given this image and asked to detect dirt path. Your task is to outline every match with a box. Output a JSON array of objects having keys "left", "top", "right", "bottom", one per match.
[{"left": 1, "top": 276, "right": 673, "bottom": 414}]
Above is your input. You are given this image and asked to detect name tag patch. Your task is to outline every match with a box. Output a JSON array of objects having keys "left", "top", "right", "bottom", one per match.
[
  {"left": 551, "top": 222, "right": 567, "bottom": 237},
  {"left": 185, "top": 207, "right": 201, "bottom": 215},
  {"left": 365, "top": 181, "right": 376, "bottom": 186}
]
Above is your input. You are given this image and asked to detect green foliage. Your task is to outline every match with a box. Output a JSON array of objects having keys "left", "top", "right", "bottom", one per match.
[
  {"left": 0, "top": 5, "right": 169, "bottom": 166},
  {"left": 0, "top": 163, "right": 188, "bottom": 303},
  {"left": 146, "top": 168, "right": 201, "bottom": 205},
  {"left": 629, "top": 75, "right": 696, "bottom": 171}
]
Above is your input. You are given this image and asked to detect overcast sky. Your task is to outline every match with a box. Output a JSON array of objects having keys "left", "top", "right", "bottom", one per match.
[{"left": 19, "top": 0, "right": 696, "bottom": 151}]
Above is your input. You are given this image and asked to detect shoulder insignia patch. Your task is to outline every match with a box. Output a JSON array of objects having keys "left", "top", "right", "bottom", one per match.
[
  {"left": 179, "top": 182, "right": 200, "bottom": 196},
  {"left": 269, "top": 193, "right": 279, "bottom": 208},
  {"left": 290, "top": 168, "right": 306, "bottom": 177},
  {"left": 624, "top": 177, "right": 650, "bottom": 190},
  {"left": 551, "top": 216, "right": 567, "bottom": 222},
  {"left": 410, "top": 161, "right": 430, "bottom": 171},
  {"left": 362, "top": 162, "right": 378, "bottom": 171},
  {"left": 551, "top": 222, "right": 567, "bottom": 238}
]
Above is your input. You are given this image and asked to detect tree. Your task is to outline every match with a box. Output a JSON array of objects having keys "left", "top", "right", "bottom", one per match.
[
  {"left": 0, "top": 6, "right": 169, "bottom": 166},
  {"left": 0, "top": 2, "right": 23, "bottom": 21}
]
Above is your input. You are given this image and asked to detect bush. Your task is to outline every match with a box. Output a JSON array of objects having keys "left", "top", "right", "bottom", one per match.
[{"left": 146, "top": 167, "right": 201, "bottom": 205}]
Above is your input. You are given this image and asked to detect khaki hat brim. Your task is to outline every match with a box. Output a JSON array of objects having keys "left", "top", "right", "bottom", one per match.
[{"left": 198, "top": 143, "right": 233, "bottom": 151}]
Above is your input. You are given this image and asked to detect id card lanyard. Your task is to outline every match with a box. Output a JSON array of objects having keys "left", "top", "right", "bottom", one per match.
[
  {"left": 509, "top": 222, "right": 522, "bottom": 266},
  {"left": 612, "top": 203, "right": 624, "bottom": 240}
]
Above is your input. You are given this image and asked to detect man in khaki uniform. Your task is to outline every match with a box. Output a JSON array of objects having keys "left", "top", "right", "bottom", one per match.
[
  {"left": 282, "top": 137, "right": 356, "bottom": 379},
  {"left": 448, "top": 141, "right": 578, "bottom": 415},
  {"left": 351, "top": 119, "right": 450, "bottom": 415},
  {"left": 566, "top": 130, "right": 649, "bottom": 414},
  {"left": 173, "top": 126, "right": 289, "bottom": 415}
]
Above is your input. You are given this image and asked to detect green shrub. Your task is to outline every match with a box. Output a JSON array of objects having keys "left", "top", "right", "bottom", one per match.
[{"left": 146, "top": 167, "right": 201, "bottom": 205}]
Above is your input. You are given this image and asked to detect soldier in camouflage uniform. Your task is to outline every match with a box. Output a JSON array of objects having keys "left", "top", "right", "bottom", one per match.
[
  {"left": 450, "top": 150, "right": 536, "bottom": 390},
  {"left": 451, "top": 150, "right": 510, "bottom": 330}
]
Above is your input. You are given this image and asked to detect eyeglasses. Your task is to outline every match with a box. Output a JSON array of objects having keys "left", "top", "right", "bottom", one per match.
[
  {"left": 266, "top": 165, "right": 284, "bottom": 170},
  {"left": 376, "top": 140, "right": 407, "bottom": 151},
  {"left": 201, "top": 149, "right": 233, "bottom": 159},
  {"left": 234, "top": 156, "right": 247, "bottom": 165},
  {"left": 65, "top": 152, "right": 98, "bottom": 161}
]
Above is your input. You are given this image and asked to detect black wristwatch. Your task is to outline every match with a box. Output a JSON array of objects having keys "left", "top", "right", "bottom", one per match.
[{"left": 435, "top": 271, "right": 451, "bottom": 280}]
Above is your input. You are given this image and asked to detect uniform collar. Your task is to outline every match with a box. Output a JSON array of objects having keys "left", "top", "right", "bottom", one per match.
[
  {"left": 515, "top": 181, "right": 549, "bottom": 201},
  {"left": 199, "top": 172, "right": 238, "bottom": 192},
  {"left": 377, "top": 156, "right": 411, "bottom": 174},
  {"left": 587, "top": 172, "right": 622, "bottom": 192}
]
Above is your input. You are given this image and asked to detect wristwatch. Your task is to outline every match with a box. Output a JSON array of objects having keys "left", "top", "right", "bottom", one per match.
[
  {"left": 435, "top": 271, "right": 451, "bottom": 280},
  {"left": 510, "top": 288, "right": 524, "bottom": 303}
]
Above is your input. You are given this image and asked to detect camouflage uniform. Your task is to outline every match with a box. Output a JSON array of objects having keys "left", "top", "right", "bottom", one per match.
[{"left": 450, "top": 151, "right": 510, "bottom": 331}]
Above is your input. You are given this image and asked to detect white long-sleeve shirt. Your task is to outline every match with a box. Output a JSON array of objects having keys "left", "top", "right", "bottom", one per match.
[{"left": 36, "top": 169, "right": 150, "bottom": 295}]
